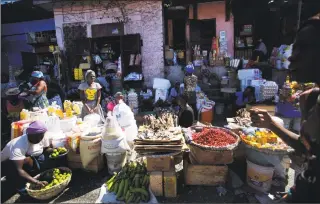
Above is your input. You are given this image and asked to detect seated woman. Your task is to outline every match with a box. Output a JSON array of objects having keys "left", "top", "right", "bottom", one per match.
[
  {"left": 177, "top": 95, "right": 195, "bottom": 128},
  {"left": 1, "top": 121, "right": 53, "bottom": 195},
  {"left": 235, "top": 86, "right": 256, "bottom": 110}
]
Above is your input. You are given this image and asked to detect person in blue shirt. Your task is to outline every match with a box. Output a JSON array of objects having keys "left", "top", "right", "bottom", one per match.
[{"left": 235, "top": 86, "right": 256, "bottom": 109}]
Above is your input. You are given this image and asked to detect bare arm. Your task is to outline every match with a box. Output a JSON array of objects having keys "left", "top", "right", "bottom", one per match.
[
  {"left": 96, "top": 89, "right": 101, "bottom": 107},
  {"left": 13, "top": 159, "right": 40, "bottom": 185},
  {"left": 269, "top": 119, "right": 306, "bottom": 154}
]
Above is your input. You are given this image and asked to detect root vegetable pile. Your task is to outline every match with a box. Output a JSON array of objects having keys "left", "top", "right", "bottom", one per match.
[{"left": 192, "top": 128, "right": 236, "bottom": 147}]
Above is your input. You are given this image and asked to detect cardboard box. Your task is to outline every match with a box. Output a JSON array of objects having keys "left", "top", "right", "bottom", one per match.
[
  {"left": 163, "top": 171, "right": 177, "bottom": 198},
  {"left": 149, "top": 171, "right": 163, "bottom": 196},
  {"left": 67, "top": 151, "right": 105, "bottom": 173},
  {"left": 147, "top": 156, "right": 173, "bottom": 172},
  {"left": 184, "top": 158, "right": 228, "bottom": 186}
]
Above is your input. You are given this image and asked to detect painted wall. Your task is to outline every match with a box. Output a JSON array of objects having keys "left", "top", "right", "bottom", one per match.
[
  {"left": 189, "top": 1, "right": 234, "bottom": 56},
  {"left": 1, "top": 18, "right": 55, "bottom": 73},
  {"left": 53, "top": 1, "right": 164, "bottom": 86}
]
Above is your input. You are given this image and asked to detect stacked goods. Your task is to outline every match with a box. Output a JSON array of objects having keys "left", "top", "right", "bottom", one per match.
[
  {"left": 240, "top": 128, "right": 294, "bottom": 154},
  {"left": 260, "top": 81, "right": 278, "bottom": 101},
  {"left": 127, "top": 90, "right": 139, "bottom": 114},
  {"left": 105, "top": 161, "right": 151, "bottom": 203},
  {"left": 134, "top": 111, "right": 184, "bottom": 155}
]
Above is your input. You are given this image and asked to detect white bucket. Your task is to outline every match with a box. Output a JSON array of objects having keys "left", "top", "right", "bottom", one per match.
[
  {"left": 293, "top": 118, "right": 301, "bottom": 132},
  {"left": 60, "top": 116, "right": 77, "bottom": 133},
  {"left": 105, "top": 152, "right": 127, "bottom": 174},
  {"left": 246, "top": 160, "right": 274, "bottom": 193}
]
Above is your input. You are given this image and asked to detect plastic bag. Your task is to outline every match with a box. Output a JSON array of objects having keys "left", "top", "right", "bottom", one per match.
[
  {"left": 47, "top": 131, "right": 66, "bottom": 148},
  {"left": 113, "top": 103, "right": 135, "bottom": 128},
  {"left": 84, "top": 113, "right": 101, "bottom": 127},
  {"left": 101, "top": 116, "right": 130, "bottom": 153},
  {"left": 80, "top": 136, "right": 102, "bottom": 168},
  {"left": 66, "top": 132, "right": 81, "bottom": 152}
]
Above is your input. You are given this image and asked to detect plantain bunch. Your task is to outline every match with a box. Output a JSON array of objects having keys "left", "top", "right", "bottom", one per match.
[{"left": 105, "top": 161, "right": 150, "bottom": 203}]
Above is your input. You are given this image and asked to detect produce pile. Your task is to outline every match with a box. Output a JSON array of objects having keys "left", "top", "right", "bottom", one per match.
[
  {"left": 135, "top": 110, "right": 183, "bottom": 155},
  {"left": 142, "top": 110, "right": 177, "bottom": 132},
  {"left": 240, "top": 128, "right": 293, "bottom": 151},
  {"left": 233, "top": 109, "right": 252, "bottom": 127},
  {"left": 105, "top": 161, "right": 151, "bottom": 203},
  {"left": 31, "top": 168, "right": 71, "bottom": 190},
  {"left": 49, "top": 147, "right": 68, "bottom": 158},
  {"left": 192, "top": 127, "right": 237, "bottom": 147}
]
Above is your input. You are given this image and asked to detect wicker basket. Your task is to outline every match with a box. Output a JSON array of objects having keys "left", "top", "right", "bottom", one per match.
[
  {"left": 189, "top": 127, "right": 240, "bottom": 165},
  {"left": 26, "top": 167, "right": 72, "bottom": 200}
]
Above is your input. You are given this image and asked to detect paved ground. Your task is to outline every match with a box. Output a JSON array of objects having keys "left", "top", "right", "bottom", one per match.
[{"left": 2, "top": 158, "right": 296, "bottom": 203}]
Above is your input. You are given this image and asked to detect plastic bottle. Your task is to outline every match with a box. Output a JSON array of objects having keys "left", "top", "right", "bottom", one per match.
[{"left": 20, "top": 109, "right": 29, "bottom": 120}]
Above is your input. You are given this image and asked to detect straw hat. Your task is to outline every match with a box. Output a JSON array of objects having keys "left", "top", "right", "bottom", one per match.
[{"left": 5, "top": 87, "right": 20, "bottom": 96}]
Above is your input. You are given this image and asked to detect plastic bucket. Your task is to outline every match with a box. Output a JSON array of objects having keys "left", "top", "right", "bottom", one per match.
[
  {"left": 200, "top": 105, "right": 213, "bottom": 124},
  {"left": 105, "top": 152, "right": 127, "bottom": 174},
  {"left": 60, "top": 116, "right": 77, "bottom": 133},
  {"left": 246, "top": 160, "right": 274, "bottom": 193}
]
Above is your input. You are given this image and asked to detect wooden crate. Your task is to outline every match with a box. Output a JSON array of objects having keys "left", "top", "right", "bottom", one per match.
[
  {"left": 184, "top": 158, "right": 228, "bottom": 186},
  {"left": 67, "top": 151, "right": 105, "bottom": 173},
  {"left": 146, "top": 156, "right": 174, "bottom": 172}
]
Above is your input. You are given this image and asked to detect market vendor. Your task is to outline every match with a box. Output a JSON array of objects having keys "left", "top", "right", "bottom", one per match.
[
  {"left": 1, "top": 121, "right": 53, "bottom": 195},
  {"left": 169, "top": 81, "right": 181, "bottom": 103},
  {"left": 25, "top": 71, "right": 49, "bottom": 109},
  {"left": 139, "top": 85, "right": 153, "bottom": 112},
  {"left": 113, "top": 92, "right": 138, "bottom": 149},
  {"left": 5, "top": 88, "right": 24, "bottom": 121},
  {"left": 234, "top": 86, "right": 256, "bottom": 112},
  {"left": 184, "top": 63, "right": 198, "bottom": 120},
  {"left": 177, "top": 95, "right": 195, "bottom": 128},
  {"left": 78, "top": 70, "right": 105, "bottom": 121},
  {"left": 250, "top": 12, "right": 320, "bottom": 203}
]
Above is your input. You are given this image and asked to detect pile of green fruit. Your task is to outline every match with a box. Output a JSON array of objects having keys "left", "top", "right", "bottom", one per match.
[
  {"left": 49, "top": 147, "right": 67, "bottom": 158},
  {"left": 41, "top": 168, "right": 71, "bottom": 190},
  {"left": 106, "top": 161, "right": 150, "bottom": 203}
]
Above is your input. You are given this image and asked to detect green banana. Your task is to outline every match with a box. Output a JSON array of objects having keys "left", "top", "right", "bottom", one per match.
[
  {"left": 116, "top": 195, "right": 125, "bottom": 201},
  {"left": 113, "top": 182, "right": 119, "bottom": 194},
  {"left": 127, "top": 194, "right": 135, "bottom": 203},
  {"left": 123, "top": 179, "right": 129, "bottom": 196},
  {"left": 130, "top": 188, "right": 149, "bottom": 197},
  {"left": 125, "top": 191, "right": 131, "bottom": 202},
  {"left": 134, "top": 195, "right": 141, "bottom": 203},
  {"left": 116, "top": 179, "right": 125, "bottom": 198},
  {"left": 142, "top": 175, "right": 148, "bottom": 186}
]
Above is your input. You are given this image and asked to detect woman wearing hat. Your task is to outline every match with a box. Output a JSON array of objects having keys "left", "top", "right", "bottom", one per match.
[
  {"left": 25, "top": 71, "right": 49, "bottom": 109},
  {"left": 78, "top": 70, "right": 105, "bottom": 121},
  {"left": 1, "top": 121, "right": 53, "bottom": 195},
  {"left": 184, "top": 63, "right": 198, "bottom": 120}
]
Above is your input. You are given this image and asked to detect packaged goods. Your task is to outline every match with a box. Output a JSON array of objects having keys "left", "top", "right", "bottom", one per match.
[
  {"left": 66, "top": 132, "right": 81, "bottom": 152},
  {"left": 80, "top": 132, "right": 102, "bottom": 168}
]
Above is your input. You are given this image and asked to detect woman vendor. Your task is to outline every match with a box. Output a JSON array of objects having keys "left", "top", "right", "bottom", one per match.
[
  {"left": 177, "top": 95, "right": 195, "bottom": 128},
  {"left": 78, "top": 70, "right": 105, "bottom": 121},
  {"left": 1, "top": 121, "right": 53, "bottom": 195},
  {"left": 184, "top": 63, "right": 198, "bottom": 120},
  {"left": 250, "top": 11, "right": 320, "bottom": 202},
  {"left": 25, "top": 71, "right": 49, "bottom": 109}
]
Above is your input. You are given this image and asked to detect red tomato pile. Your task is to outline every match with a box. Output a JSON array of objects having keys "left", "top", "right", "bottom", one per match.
[{"left": 192, "top": 128, "right": 236, "bottom": 147}]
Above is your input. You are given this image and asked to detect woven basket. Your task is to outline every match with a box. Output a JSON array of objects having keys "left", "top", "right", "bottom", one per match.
[
  {"left": 26, "top": 167, "right": 72, "bottom": 200},
  {"left": 242, "top": 142, "right": 294, "bottom": 155},
  {"left": 189, "top": 127, "right": 240, "bottom": 165}
]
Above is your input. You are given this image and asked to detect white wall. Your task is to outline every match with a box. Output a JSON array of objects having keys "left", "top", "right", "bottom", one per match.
[{"left": 53, "top": 1, "right": 164, "bottom": 86}]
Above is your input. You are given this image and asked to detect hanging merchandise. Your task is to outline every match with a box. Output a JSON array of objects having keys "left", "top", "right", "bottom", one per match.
[
  {"left": 129, "top": 54, "right": 135, "bottom": 66},
  {"left": 135, "top": 54, "right": 141, "bottom": 65},
  {"left": 127, "top": 90, "right": 139, "bottom": 114}
]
